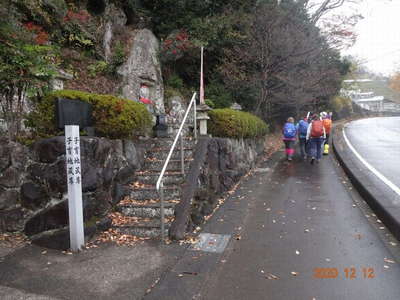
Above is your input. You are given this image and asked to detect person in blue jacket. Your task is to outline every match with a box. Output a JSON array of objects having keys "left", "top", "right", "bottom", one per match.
[
  {"left": 282, "top": 117, "right": 297, "bottom": 161},
  {"left": 296, "top": 117, "right": 309, "bottom": 160}
]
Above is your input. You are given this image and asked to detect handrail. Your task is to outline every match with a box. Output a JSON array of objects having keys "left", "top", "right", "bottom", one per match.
[{"left": 156, "top": 92, "right": 197, "bottom": 242}]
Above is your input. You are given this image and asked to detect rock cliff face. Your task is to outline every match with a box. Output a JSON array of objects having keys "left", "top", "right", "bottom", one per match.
[
  {"left": 102, "top": 3, "right": 127, "bottom": 62},
  {"left": 0, "top": 136, "right": 146, "bottom": 248},
  {"left": 117, "top": 29, "right": 165, "bottom": 115},
  {"left": 10, "top": 1, "right": 165, "bottom": 110}
]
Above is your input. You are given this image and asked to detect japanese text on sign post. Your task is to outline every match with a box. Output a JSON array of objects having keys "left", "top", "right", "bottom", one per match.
[{"left": 65, "top": 125, "right": 85, "bottom": 252}]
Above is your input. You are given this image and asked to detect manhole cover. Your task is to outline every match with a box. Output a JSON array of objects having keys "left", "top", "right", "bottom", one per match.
[{"left": 191, "top": 233, "right": 231, "bottom": 253}]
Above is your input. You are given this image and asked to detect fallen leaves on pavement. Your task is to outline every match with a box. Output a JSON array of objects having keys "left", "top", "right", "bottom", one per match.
[
  {"left": 93, "top": 229, "right": 150, "bottom": 246},
  {"left": 0, "top": 232, "right": 29, "bottom": 248},
  {"left": 179, "top": 236, "right": 199, "bottom": 245},
  {"left": 119, "top": 197, "right": 160, "bottom": 206},
  {"left": 130, "top": 181, "right": 152, "bottom": 189},
  {"left": 234, "top": 235, "right": 242, "bottom": 241},
  {"left": 110, "top": 212, "right": 148, "bottom": 226},
  {"left": 384, "top": 258, "right": 395, "bottom": 264},
  {"left": 265, "top": 273, "right": 280, "bottom": 280}
]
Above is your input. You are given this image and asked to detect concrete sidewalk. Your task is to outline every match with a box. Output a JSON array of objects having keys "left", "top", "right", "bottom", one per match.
[{"left": 0, "top": 239, "right": 185, "bottom": 300}]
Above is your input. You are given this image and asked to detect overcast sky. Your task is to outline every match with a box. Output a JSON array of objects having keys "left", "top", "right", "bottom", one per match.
[{"left": 340, "top": 0, "right": 400, "bottom": 75}]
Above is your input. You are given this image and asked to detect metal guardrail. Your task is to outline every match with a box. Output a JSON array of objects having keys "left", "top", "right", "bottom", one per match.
[{"left": 156, "top": 92, "right": 197, "bottom": 242}]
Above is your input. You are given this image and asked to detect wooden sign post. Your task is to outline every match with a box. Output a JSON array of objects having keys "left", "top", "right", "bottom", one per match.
[{"left": 65, "top": 125, "right": 85, "bottom": 252}]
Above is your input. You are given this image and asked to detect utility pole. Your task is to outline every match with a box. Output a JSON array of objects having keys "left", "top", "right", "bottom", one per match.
[
  {"left": 200, "top": 46, "right": 205, "bottom": 105},
  {"left": 197, "top": 46, "right": 210, "bottom": 136}
]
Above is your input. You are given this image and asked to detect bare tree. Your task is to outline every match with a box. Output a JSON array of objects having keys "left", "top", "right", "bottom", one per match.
[
  {"left": 298, "top": 0, "right": 359, "bottom": 23},
  {"left": 220, "top": 1, "right": 346, "bottom": 121}
]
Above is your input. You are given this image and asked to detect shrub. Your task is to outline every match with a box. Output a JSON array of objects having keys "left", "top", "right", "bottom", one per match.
[
  {"left": 108, "top": 41, "right": 126, "bottom": 75},
  {"left": 208, "top": 109, "right": 268, "bottom": 139},
  {"left": 26, "top": 89, "right": 152, "bottom": 139},
  {"left": 331, "top": 96, "right": 353, "bottom": 119},
  {"left": 0, "top": 9, "right": 57, "bottom": 141},
  {"left": 87, "top": 60, "right": 108, "bottom": 77}
]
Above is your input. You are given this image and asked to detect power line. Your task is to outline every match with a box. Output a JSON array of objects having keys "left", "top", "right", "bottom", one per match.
[{"left": 351, "top": 48, "right": 400, "bottom": 66}]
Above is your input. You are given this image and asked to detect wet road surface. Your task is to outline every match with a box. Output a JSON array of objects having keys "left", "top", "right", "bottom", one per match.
[
  {"left": 199, "top": 154, "right": 400, "bottom": 300},
  {"left": 344, "top": 117, "right": 400, "bottom": 189},
  {"left": 147, "top": 149, "right": 400, "bottom": 300}
]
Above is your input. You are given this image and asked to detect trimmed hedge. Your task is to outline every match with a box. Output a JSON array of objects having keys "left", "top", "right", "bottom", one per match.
[
  {"left": 26, "top": 90, "right": 152, "bottom": 139},
  {"left": 208, "top": 109, "right": 268, "bottom": 139}
]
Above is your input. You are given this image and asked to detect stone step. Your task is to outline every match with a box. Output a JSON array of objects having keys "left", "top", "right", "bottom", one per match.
[
  {"left": 117, "top": 202, "right": 175, "bottom": 218},
  {"left": 145, "top": 149, "right": 194, "bottom": 161},
  {"left": 150, "top": 137, "right": 196, "bottom": 149},
  {"left": 136, "top": 173, "right": 184, "bottom": 185},
  {"left": 129, "top": 186, "right": 180, "bottom": 201},
  {"left": 145, "top": 159, "right": 192, "bottom": 171},
  {"left": 113, "top": 219, "right": 172, "bottom": 238}
]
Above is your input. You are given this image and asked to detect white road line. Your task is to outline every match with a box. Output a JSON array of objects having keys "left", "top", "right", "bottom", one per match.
[{"left": 343, "top": 127, "right": 400, "bottom": 197}]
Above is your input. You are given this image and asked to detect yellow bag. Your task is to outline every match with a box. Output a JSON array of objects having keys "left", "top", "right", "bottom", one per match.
[{"left": 323, "top": 144, "right": 329, "bottom": 155}]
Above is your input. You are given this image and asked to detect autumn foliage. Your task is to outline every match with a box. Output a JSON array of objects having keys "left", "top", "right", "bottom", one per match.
[
  {"left": 63, "top": 9, "right": 90, "bottom": 23},
  {"left": 161, "top": 30, "right": 193, "bottom": 62},
  {"left": 389, "top": 73, "right": 400, "bottom": 93},
  {"left": 23, "top": 22, "right": 49, "bottom": 45}
]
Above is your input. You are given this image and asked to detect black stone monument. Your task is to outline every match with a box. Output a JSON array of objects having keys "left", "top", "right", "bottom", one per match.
[{"left": 55, "top": 98, "right": 94, "bottom": 134}]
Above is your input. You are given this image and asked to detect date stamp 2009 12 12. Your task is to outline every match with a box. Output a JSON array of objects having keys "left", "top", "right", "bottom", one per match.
[{"left": 313, "top": 267, "right": 375, "bottom": 279}]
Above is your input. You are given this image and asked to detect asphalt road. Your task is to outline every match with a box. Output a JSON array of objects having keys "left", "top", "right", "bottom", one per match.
[
  {"left": 344, "top": 117, "right": 400, "bottom": 189},
  {"left": 147, "top": 150, "right": 400, "bottom": 300}
]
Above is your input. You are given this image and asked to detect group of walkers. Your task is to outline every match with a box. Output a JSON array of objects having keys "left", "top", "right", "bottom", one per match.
[{"left": 282, "top": 112, "right": 332, "bottom": 164}]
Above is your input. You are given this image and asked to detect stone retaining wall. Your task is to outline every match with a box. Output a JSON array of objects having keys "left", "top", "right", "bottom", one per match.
[
  {"left": 169, "top": 136, "right": 265, "bottom": 239},
  {"left": 0, "top": 136, "right": 145, "bottom": 248},
  {"left": 191, "top": 138, "right": 264, "bottom": 225}
]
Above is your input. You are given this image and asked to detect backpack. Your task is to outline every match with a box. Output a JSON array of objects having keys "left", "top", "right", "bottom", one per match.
[
  {"left": 323, "top": 119, "right": 332, "bottom": 134},
  {"left": 283, "top": 123, "right": 296, "bottom": 138},
  {"left": 298, "top": 120, "right": 308, "bottom": 137},
  {"left": 311, "top": 120, "right": 324, "bottom": 137}
]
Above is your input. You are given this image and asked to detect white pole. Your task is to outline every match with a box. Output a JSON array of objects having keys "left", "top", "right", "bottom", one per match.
[
  {"left": 65, "top": 125, "right": 85, "bottom": 252},
  {"left": 200, "top": 47, "right": 205, "bottom": 105}
]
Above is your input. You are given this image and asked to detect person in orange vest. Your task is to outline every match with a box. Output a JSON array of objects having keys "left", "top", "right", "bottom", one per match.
[
  {"left": 306, "top": 114, "right": 326, "bottom": 164},
  {"left": 321, "top": 112, "right": 332, "bottom": 155}
]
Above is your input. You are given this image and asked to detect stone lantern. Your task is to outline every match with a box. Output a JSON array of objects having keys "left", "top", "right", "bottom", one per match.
[
  {"left": 196, "top": 103, "right": 211, "bottom": 136},
  {"left": 230, "top": 102, "right": 242, "bottom": 110},
  {"left": 51, "top": 70, "right": 73, "bottom": 91}
]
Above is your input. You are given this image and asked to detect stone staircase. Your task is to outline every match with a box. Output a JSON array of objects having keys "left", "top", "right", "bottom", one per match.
[{"left": 112, "top": 135, "right": 196, "bottom": 238}]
